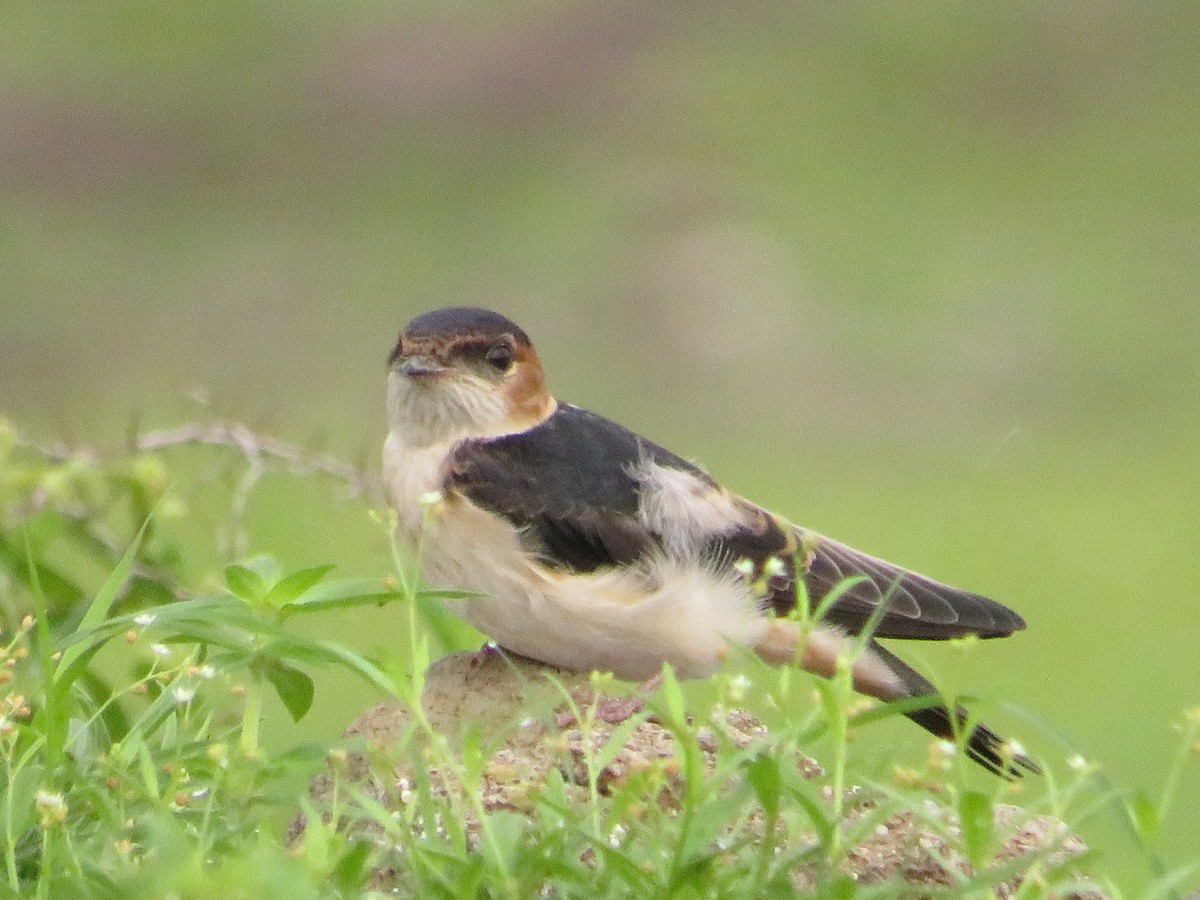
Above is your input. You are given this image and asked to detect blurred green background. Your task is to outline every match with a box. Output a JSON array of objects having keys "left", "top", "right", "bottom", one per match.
[{"left": 3, "top": 0, "right": 1198, "bottom": 887}]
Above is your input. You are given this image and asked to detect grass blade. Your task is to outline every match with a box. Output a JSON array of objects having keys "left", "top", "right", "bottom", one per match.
[{"left": 53, "top": 519, "right": 150, "bottom": 685}]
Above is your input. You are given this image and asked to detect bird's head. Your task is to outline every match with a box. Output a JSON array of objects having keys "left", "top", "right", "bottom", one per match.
[{"left": 387, "top": 307, "right": 556, "bottom": 445}]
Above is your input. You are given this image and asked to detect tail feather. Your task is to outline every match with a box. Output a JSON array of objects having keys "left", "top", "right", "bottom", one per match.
[
  {"left": 754, "top": 621, "right": 1039, "bottom": 777},
  {"left": 905, "top": 703, "right": 1040, "bottom": 777},
  {"left": 869, "top": 641, "right": 1040, "bottom": 778}
]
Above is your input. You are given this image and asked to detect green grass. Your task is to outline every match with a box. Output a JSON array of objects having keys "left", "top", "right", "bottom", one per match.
[
  {"left": 2, "top": 4, "right": 1199, "bottom": 890},
  {"left": 0, "top": 421, "right": 1195, "bottom": 897}
]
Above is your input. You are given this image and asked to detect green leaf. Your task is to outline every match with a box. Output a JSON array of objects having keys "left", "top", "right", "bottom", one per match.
[
  {"left": 826, "top": 873, "right": 859, "bottom": 899},
  {"left": 414, "top": 590, "right": 477, "bottom": 654},
  {"left": 126, "top": 681, "right": 192, "bottom": 745},
  {"left": 275, "top": 577, "right": 408, "bottom": 619},
  {"left": 537, "top": 769, "right": 569, "bottom": 825},
  {"left": 225, "top": 564, "right": 268, "bottom": 602},
  {"left": 789, "top": 786, "right": 834, "bottom": 847},
  {"left": 460, "top": 725, "right": 485, "bottom": 783},
  {"left": 686, "top": 785, "right": 756, "bottom": 853},
  {"left": 485, "top": 810, "right": 529, "bottom": 868},
  {"left": 418, "top": 588, "right": 483, "bottom": 602},
  {"left": 54, "top": 518, "right": 149, "bottom": 686},
  {"left": 745, "top": 753, "right": 782, "bottom": 818},
  {"left": 810, "top": 573, "right": 870, "bottom": 624},
  {"left": 1127, "top": 788, "right": 1161, "bottom": 840},
  {"left": 0, "top": 534, "right": 85, "bottom": 608},
  {"left": 75, "top": 667, "right": 132, "bottom": 742},
  {"left": 331, "top": 839, "right": 373, "bottom": 894},
  {"left": 262, "top": 564, "right": 336, "bottom": 608},
  {"left": 658, "top": 664, "right": 686, "bottom": 729},
  {"left": 668, "top": 849, "right": 720, "bottom": 894},
  {"left": 57, "top": 591, "right": 400, "bottom": 702},
  {"left": 593, "top": 711, "right": 650, "bottom": 775},
  {"left": 958, "top": 789, "right": 994, "bottom": 867},
  {"left": 0, "top": 761, "right": 41, "bottom": 839},
  {"left": 581, "top": 837, "right": 657, "bottom": 890},
  {"left": 136, "top": 742, "right": 160, "bottom": 796},
  {"left": 297, "top": 798, "right": 331, "bottom": 874},
  {"left": 260, "top": 658, "right": 316, "bottom": 722}
]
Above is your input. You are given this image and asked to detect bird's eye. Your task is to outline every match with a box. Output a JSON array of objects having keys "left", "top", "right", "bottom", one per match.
[{"left": 484, "top": 343, "right": 514, "bottom": 372}]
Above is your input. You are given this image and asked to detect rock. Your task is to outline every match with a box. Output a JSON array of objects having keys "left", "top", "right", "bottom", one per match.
[{"left": 297, "top": 649, "right": 1101, "bottom": 896}]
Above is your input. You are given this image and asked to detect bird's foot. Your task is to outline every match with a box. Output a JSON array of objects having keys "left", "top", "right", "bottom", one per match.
[{"left": 468, "top": 641, "right": 504, "bottom": 667}]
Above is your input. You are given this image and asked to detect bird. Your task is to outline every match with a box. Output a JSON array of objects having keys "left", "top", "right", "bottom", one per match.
[{"left": 382, "top": 306, "right": 1038, "bottom": 777}]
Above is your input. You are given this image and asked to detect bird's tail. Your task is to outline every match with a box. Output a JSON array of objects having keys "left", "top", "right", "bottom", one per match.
[
  {"left": 754, "top": 620, "right": 1039, "bottom": 777},
  {"left": 867, "top": 641, "right": 1040, "bottom": 778}
]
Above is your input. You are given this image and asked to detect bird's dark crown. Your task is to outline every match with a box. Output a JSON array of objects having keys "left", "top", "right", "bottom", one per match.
[
  {"left": 405, "top": 307, "right": 530, "bottom": 346},
  {"left": 389, "top": 307, "right": 532, "bottom": 367}
]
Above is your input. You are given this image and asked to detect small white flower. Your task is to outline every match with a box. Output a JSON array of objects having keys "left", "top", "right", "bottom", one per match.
[
  {"left": 727, "top": 674, "right": 752, "bottom": 702},
  {"left": 36, "top": 789, "right": 64, "bottom": 808},
  {"left": 134, "top": 613, "right": 157, "bottom": 627},
  {"left": 198, "top": 665, "right": 216, "bottom": 680},
  {"left": 173, "top": 686, "right": 196, "bottom": 704},
  {"left": 151, "top": 643, "right": 171, "bottom": 658},
  {"left": 36, "top": 790, "right": 68, "bottom": 826}
]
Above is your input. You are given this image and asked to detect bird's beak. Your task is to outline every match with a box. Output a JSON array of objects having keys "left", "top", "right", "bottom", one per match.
[{"left": 398, "top": 355, "right": 449, "bottom": 377}]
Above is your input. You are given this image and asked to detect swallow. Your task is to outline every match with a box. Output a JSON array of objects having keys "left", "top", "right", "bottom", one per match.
[{"left": 383, "top": 306, "right": 1037, "bottom": 776}]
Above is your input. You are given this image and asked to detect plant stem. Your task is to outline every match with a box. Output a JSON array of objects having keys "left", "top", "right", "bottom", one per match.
[
  {"left": 385, "top": 506, "right": 517, "bottom": 894},
  {"left": 827, "top": 658, "right": 851, "bottom": 866},
  {"left": 36, "top": 825, "right": 51, "bottom": 900},
  {"left": 2, "top": 750, "right": 17, "bottom": 891},
  {"left": 1157, "top": 710, "right": 1200, "bottom": 828},
  {"left": 240, "top": 680, "right": 263, "bottom": 759}
]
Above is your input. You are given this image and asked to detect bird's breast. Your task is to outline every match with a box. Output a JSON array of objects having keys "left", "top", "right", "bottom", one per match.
[{"left": 382, "top": 431, "right": 454, "bottom": 537}]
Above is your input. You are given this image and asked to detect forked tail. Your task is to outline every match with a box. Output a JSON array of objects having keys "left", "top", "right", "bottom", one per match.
[
  {"left": 754, "top": 619, "right": 1039, "bottom": 777},
  {"left": 865, "top": 641, "right": 1039, "bottom": 778}
]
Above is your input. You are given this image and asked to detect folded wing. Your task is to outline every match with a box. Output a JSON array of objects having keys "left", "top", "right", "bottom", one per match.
[
  {"left": 801, "top": 534, "right": 1026, "bottom": 639},
  {"left": 447, "top": 404, "right": 1025, "bottom": 642}
]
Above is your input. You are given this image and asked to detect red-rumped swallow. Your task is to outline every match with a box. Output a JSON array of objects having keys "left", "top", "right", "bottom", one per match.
[{"left": 383, "top": 307, "right": 1037, "bottom": 776}]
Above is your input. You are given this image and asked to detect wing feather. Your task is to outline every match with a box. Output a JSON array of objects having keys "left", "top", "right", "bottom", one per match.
[
  {"left": 802, "top": 534, "right": 1026, "bottom": 639},
  {"left": 446, "top": 405, "right": 688, "bottom": 571}
]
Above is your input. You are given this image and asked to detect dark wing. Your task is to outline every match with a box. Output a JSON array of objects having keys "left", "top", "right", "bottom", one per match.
[
  {"left": 447, "top": 405, "right": 800, "bottom": 615},
  {"left": 446, "top": 405, "right": 702, "bottom": 571},
  {"left": 800, "top": 533, "right": 1026, "bottom": 640}
]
